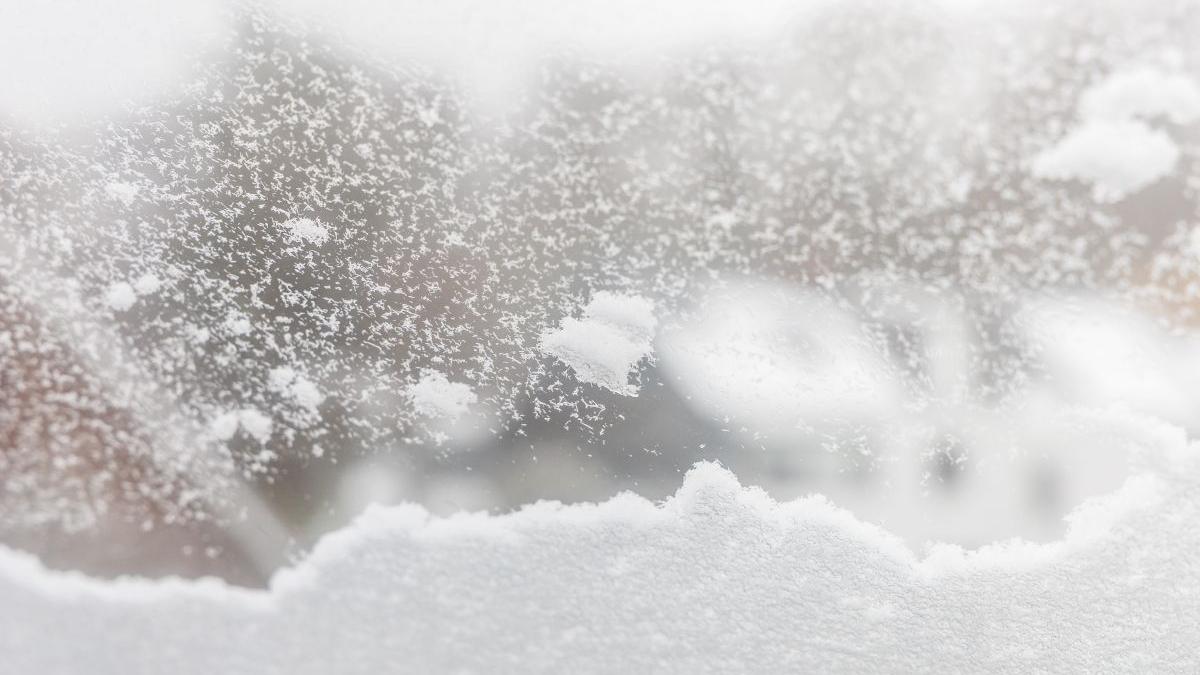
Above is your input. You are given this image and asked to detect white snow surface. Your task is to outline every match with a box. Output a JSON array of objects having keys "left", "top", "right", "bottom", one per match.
[
  {"left": 541, "top": 292, "right": 656, "bottom": 396},
  {"left": 2, "top": 424, "right": 1199, "bottom": 673},
  {"left": 1032, "top": 120, "right": 1179, "bottom": 202}
]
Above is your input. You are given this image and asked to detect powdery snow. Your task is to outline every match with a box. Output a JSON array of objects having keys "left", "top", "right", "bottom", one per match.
[
  {"left": 1032, "top": 120, "right": 1178, "bottom": 202},
  {"left": 408, "top": 370, "right": 477, "bottom": 419},
  {"left": 541, "top": 292, "right": 657, "bottom": 396},
  {"left": 1, "top": 429, "right": 1197, "bottom": 673}
]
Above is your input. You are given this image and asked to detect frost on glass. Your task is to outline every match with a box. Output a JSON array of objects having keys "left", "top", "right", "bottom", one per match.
[{"left": 4, "top": 0, "right": 1200, "bottom": 669}]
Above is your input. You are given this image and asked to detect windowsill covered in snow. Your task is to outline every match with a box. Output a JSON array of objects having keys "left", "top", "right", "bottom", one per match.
[{"left": 3, "top": 410, "right": 1196, "bottom": 672}]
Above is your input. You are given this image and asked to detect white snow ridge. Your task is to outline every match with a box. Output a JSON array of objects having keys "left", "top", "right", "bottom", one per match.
[
  {"left": 2, "top": 439, "right": 1199, "bottom": 673},
  {"left": 540, "top": 291, "right": 657, "bottom": 396}
]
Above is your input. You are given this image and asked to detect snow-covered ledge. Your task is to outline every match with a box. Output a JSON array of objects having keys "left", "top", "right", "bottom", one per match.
[{"left": 4, "top": 419, "right": 1197, "bottom": 673}]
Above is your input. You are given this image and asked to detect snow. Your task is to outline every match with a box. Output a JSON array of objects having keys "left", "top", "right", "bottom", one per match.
[
  {"left": 1079, "top": 67, "right": 1200, "bottom": 125},
  {"left": 133, "top": 273, "right": 163, "bottom": 296},
  {"left": 408, "top": 371, "right": 477, "bottom": 419},
  {"left": 282, "top": 217, "right": 330, "bottom": 246},
  {"left": 238, "top": 409, "right": 275, "bottom": 444},
  {"left": 0, "top": 0, "right": 225, "bottom": 126},
  {"left": 541, "top": 292, "right": 657, "bottom": 396},
  {"left": 2, "top": 430, "right": 1199, "bottom": 672},
  {"left": 268, "top": 366, "right": 324, "bottom": 415},
  {"left": 103, "top": 281, "right": 137, "bottom": 312},
  {"left": 224, "top": 311, "right": 253, "bottom": 337},
  {"left": 1032, "top": 120, "right": 1178, "bottom": 202},
  {"left": 1033, "top": 67, "right": 1200, "bottom": 202},
  {"left": 7, "top": 3, "right": 1200, "bottom": 667},
  {"left": 210, "top": 409, "right": 274, "bottom": 444},
  {"left": 103, "top": 181, "right": 139, "bottom": 206},
  {"left": 661, "top": 283, "right": 898, "bottom": 431}
]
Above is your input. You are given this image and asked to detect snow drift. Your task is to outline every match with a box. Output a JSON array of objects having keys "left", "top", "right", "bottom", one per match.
[{"left": 2, "top": 415, "right": 1197, "bottom": 673}]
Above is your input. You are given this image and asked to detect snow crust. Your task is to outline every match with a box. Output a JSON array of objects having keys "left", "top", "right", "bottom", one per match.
[
  {"left": 541, "top": 292, "right": 656, "bottom": 396},
  {"left": 2, "top": 427, "right": 1198, "bottom": 673}
]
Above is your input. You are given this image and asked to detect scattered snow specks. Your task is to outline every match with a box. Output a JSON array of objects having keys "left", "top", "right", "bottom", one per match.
[
  {"left": 1032, "top": 120, "right": 1178, "bottom": 202},
  {"left": 408, "top": 371, "right": 476, "bottom": 420},
  {"left": 269, "top": 366, "right": 324, "bottom": 415},
  {"left": 1034, "top": 67, "right": 1200, "bottom": 201},
  {"left": 281, "top": 217, "right": 330, "bottom": 246},
  {"left": 540, "top": 292, "right": 657, "bottom": 396},
  {"left": 104, "top": 282, "right": 137, "bottom": 311},
  {"left": 209, "top": 408, "right": 274, "bottom": 444},
  {"left": 1079, "top": 67, "right": 1200, "bottom": 125}
]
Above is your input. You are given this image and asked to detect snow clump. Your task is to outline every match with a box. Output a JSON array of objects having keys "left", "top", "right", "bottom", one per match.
[
  {"left": 281, "top": 217, "right": 330, "bottom": 246},
  {"left": 210, "top": 408, "right": 274, "bottom": 444},
  {"left": 1032, "top": 120, "right": 1179, "bottom": 202},
  {"left": 1034, "top": 67, "right": 1200, "bottom": 201},
  {"left": 408, "top": 371, "right": 477, "bottom": 420},
  {"left": 540, "top": 292, "right": 657, "bottom": 396}
]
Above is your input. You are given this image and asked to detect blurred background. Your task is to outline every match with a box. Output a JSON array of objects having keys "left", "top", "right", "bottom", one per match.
[{"left": 4, "top": 0, "right": 1200, "bottom": 586}]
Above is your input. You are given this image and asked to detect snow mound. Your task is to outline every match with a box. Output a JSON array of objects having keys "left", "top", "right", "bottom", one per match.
[
  {"left": 1, "top": 437, "right": 1198, "bottom": 673},
  {"left": 541, "top": 292, "right": 656, "bottom": 396}
]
